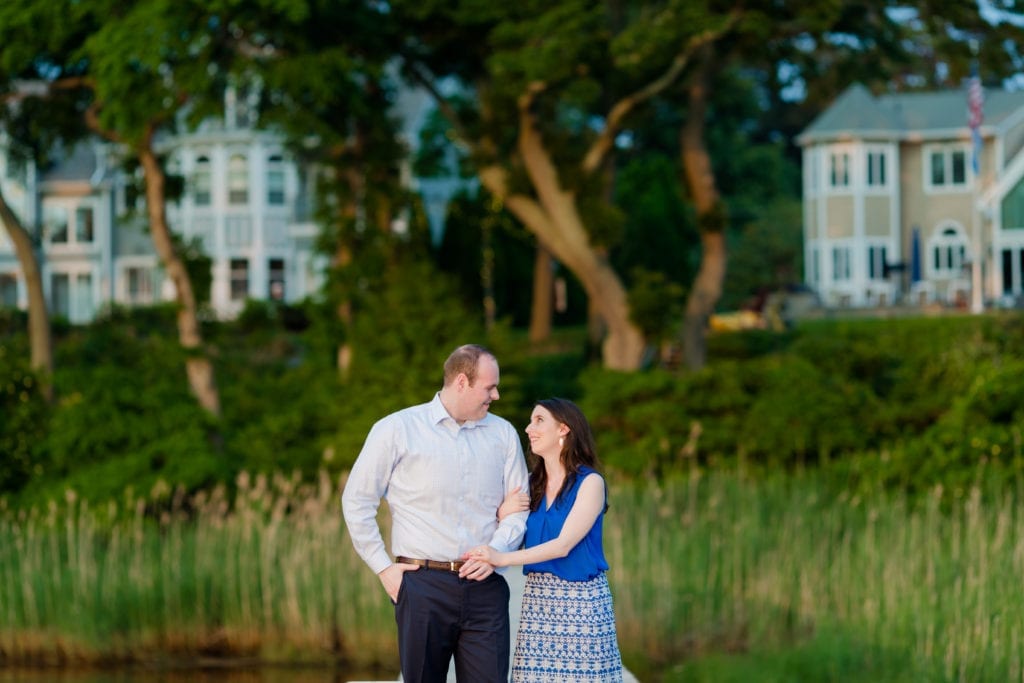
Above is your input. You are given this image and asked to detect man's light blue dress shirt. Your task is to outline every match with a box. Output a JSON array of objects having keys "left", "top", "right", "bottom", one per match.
[{"left": 342, "top": 393, "right": 529, "bottom": 575}]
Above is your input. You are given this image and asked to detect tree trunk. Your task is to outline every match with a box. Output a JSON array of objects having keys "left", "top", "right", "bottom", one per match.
[
  {"left": 679, "top": 47, "right": 727, "bottom": 371},
  {"left": 479, "top": 92, "right": 644, "bottom": 370},
  {"left": 681, "top": 230, "right": 726, "bottom": 369},
  {"left": 0, "top": 186, "right": 53, "bottom": 402},
  {"left": 528, "top": 244, "right": 553, "bottom": 342},
  {"left": 333, "top": 164, "right": 364, "bottom": 380},
  {"left": 138, "top": 144, "right": 221, "bottom": 416}
]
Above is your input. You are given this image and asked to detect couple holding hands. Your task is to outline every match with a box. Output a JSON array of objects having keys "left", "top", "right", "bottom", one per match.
[{"left": 342, "top": 344, "right": 624, "bottom": 682}]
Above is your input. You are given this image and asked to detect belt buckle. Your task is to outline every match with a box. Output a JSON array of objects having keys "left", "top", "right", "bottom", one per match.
[{"left": 449, "top": 561, "right": 457, "bottom": 572}]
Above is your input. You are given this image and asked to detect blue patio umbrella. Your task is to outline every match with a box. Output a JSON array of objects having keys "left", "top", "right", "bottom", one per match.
[{"left": 910, "top": 226, "right": 922, "bottom": 283}]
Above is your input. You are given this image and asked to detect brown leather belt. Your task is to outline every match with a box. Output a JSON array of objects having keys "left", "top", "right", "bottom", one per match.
[{"left": 396, "top": 555, "right": 465, "bottom": 572}]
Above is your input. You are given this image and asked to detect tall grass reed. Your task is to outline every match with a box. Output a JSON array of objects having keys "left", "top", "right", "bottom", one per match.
[
  {"left": 0, "top": 470, "right": 391, "bottom": 668},
  {"left": 3, "top": 469, "right": 1024, "bottom": 680},
  {"left": 607, "top": 471, "right": 1024, "bottom": 681}
]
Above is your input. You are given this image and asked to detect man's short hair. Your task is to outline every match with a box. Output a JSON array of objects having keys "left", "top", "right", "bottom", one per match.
[{"left": 443, "top": 344, "right": 494, "bottom": 387}]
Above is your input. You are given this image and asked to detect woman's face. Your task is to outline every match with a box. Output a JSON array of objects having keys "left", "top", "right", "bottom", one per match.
[{"left": 525, "top": 405, "right": 566, "bottom": 457}]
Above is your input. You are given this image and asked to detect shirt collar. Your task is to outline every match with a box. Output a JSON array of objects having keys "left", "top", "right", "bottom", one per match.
[{"left": 428, "top": 392, "right": 488, "bottom": 430}]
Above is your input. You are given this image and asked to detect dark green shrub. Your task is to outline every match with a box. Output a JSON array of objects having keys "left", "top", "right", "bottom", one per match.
[
  {"left": 707, "top": 328, "right": 798, "bottom": 361},
  {"left": 739, "top": 355, "right": 882, "bottom": 465},
  {"left": 0, "top": 346, "right": 50, "bottom": 493},
  {"left": 627, "top": 268, "right": 685, "bottom": 345},
  {"left": 828, "top": 356, "right": 1024, "bottom": 497},
  {"left": 579, "top": 361, "right": 766, "bottom": 476},
  {"left": 322, "top": 257, "right": 487, "bottom": 471},
  {"left": 18, "top": 321, "right": 223, "bottom": 505}
]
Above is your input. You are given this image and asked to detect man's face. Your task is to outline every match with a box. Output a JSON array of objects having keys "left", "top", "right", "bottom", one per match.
[{"left": 457, "top": 355, "right": 500, "bottom": 423}]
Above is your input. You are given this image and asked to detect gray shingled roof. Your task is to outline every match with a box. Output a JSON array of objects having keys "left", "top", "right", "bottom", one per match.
[
  {"left": 40, "top": 142, "right": 100, "bottom": 182},
  {"left": 799, "top": 82, "right": 1024, "bottom": 143}
]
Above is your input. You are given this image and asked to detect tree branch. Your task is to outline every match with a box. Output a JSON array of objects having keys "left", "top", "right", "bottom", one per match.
[
  {"left": 83, "top": 101, "right": 125, "bottom": 145},
  {"left": 403, "top": 59, "right": 473, "bottom": 150},
  {"left": 1, "top": 75, "right": 94, "bottom": 105},
  {"left": 580, "top": 10, "right": 742, "bottom": 176}
]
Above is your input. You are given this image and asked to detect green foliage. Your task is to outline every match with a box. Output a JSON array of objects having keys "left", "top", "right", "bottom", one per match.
[
  {"left": 739, "top": 355, "right": 882, "bottom": 464},
  {"left": 579, "top": 368, "right": 692, "bottom": 476},
  {"left": 720, "top": 199, "right": 803, "bottom": 310},
  {"left": 494, "top": 345, "right": 587, "bottom": 432},
  {"left": 323, "top": 256, "right": 488, "bottom": 471},
  {"left": 579, "top": 361, "right": 762, "bottom": 476},
  {"left": 627, "top": 268, "right": 685, "bottom": 344},
  {"left": 7, "top": 300, "right": 1024, "bottom": 507},
  {"left": 612, "top": 153, "right": 697, "bottom": 290},
  {"left": 575, "top": 314, "right": 1024, "bottom": 496},
  {"left": 217, "top": 327, "right": 339, "bottom": 478},
  {"left": 20, "top": 320, "right": 222, "bottom": 505},
  {"left": 842, "top": 358, "right": 1024, "bottom": 497},
  {"left": 434, "top": 189, "right": 538, "bottom": 327},
  {"left": 0, "top": 344, "right": 49, "bottom": 493},
  {"left": 174, "top": 233, "right": 213, "bottom": 305},
  {"left": 487, "top": 0, "right": 607, "bottom": 101}
]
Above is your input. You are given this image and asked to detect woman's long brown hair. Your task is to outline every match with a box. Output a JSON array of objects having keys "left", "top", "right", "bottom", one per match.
[{"left": 527, "top": 397, "right": 603, "bottom": 511}]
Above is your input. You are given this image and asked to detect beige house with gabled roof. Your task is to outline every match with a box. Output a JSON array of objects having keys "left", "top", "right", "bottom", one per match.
[{"left": 797, "top": 82, "right": 1024, "bottom": 309}]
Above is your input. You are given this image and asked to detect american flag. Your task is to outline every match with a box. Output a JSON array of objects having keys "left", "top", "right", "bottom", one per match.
[{"left": 968, "top": 64, "right": 984, "bottom": 175}]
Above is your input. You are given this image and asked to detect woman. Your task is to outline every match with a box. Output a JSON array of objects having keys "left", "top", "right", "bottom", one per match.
[{"left": 462, "top": 397, "right": 624, "bottom": 682}]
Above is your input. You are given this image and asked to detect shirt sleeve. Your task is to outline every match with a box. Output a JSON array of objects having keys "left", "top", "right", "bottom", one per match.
[
  {"left": 486, "top": 424, "right": 529, "bottom": 553},
  {"left": 341, "top": 417, "right": 397, "bottom": 575}
]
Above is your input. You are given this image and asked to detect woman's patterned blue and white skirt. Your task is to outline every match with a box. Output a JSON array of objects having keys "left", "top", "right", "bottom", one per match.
[{"left": 511, "top": 571, "right": 624, "bottom": 682}]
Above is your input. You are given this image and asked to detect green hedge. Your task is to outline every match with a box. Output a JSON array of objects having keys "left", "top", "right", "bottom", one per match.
[
  {"left": 3, "top": 308, "right": 1024, "bottom": 506},
  {"left": 579, "top": 314, "right": 1024, "bottom": 493}
]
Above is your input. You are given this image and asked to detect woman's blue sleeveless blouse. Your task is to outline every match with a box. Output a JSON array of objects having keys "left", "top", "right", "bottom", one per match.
[{"left": 522, "top": 465, "right": 610, "bottom": 581}]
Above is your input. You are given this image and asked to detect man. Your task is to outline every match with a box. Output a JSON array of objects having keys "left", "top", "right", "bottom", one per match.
[{"left": 342, "top": 344, "right": 529, "bottom": 683}]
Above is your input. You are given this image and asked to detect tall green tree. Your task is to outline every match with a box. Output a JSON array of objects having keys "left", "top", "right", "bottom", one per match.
[
  {"left": 0, "top": 181, "right": 51, "bottom": 400},
  {"left": 225, "top": 0, "right": 420, "bottom": 378},
  {"left": 0, "top": 0, "right": 257, "bottom": 415},
  {"left": 393, "top": 0, "right": 739, "bottom": 370},
  {"left": 0, "top": 11, "right": 97, "bottom": 402}
]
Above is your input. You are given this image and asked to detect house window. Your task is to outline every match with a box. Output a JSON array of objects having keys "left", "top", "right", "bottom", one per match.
[
  {"left": 126, "top": 266, "right": 154, "bottom": 304},
  {"left": 228, "top": 154, "right": 249, "bottom": 205},
  {"left": 268, "top": 258, "right": 285, "bottom": 300},
  {"left": 929, "top": 226, "right": 968, "bottom": 278},
  {"left": 230, "top": 258, "right": 249, "bottom": 300},
  {"left": 45, "top": 204, "right": 96, "bottom": 245},
  {"left": 0, "top": 274, "right": 17, "bottom": 307},
  {"left": 75, "top": 207, "right": 94, "bottom": 243},
  {"left": 810, "top": 247, "right": 820, "bottom": 284},
  {"left": 267, "top": 155, "right": 285, "bottom": 205},
  {"left": 193, "top": 155, "right": 212, "bottom": 206},
  {"left": 927, "top": 147, "right": 968, "bottom": 190},
  {"left": 829, "top": 151, "right": 850, "bottom": 188},
  {"left": 51, "top": 273, "right": 70, "bottom": 318},
  {"left": 867, "top": 245, "right": 888, "bottom": 280},
  {"left": 1002, "top": 249, "right": 1015, "bottom": 294},
  {"left": 866, "top": 150, "right": 887, "bottom": 188},
  {"left": 805, "top": 150, "right": 819, "bottom": 195},
  {"left": 225, "top": 215, "right": 253, "bottom": 247},
  {"left": 832, "top": 246, "right": 851, "bottom": 281},
  {"left": 75, "top": 273, "right": 94, "bottom": 321},
  {"left": 46, "top": 205, "right": 68, "bottom": 244}
]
